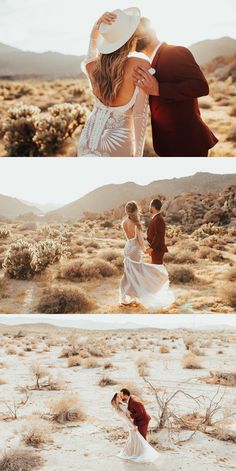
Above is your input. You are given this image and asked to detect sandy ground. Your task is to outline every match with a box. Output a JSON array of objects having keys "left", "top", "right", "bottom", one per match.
[{"left": 0, "top": 324, "right": 236, "bottom": 470}]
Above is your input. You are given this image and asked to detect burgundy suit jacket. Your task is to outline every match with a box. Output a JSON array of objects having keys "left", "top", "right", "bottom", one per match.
[
  {"left": 150, "top": 43, "right": 218, "bottom": 157},
  {"left": 128, "top": 396, "right": 151, "bottom": 426},
  {"left": 147, "top": 213, "right": 168, "bottom": 254}
]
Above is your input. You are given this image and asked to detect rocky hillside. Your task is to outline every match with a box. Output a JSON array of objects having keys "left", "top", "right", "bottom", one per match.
[
  {"left": 45, "top": 173, "right": 236, "bottom": 221},
  {"left": 110, "top": 185, "right": 236, "bottom": 233}
]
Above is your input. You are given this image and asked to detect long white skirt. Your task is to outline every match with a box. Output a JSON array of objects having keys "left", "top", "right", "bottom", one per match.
[
  {"left": 118, "top": 429, "right": 160, "bottom": 463},
  {"left": 120, "top": 240, "right": 175, "bottom": 310}
]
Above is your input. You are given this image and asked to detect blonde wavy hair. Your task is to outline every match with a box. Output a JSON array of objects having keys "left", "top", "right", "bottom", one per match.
[
  {"left": 125, "top": 201, "right": 142, "bottom": 231},
  {"left": 91, "top": 34, "right": 136, "bottom": 106}
]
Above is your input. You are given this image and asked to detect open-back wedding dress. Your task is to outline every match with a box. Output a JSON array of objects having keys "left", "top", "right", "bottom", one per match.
[
  {"left": 120, "top": 225, "right": 175, "bottom": 309},
  {"left": 115, "top": 403, "right": 160, "bottom": 463},
  {"left": 77, "top": 39, "right": 155, "bottom": 157}
]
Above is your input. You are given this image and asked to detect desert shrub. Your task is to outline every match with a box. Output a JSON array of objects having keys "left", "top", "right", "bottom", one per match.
[
  {"left": 225, "top": 268, "right": 236, "bottom": 283},
  {"left": 82, "top": 357, "right": 100, "bottom": 368},
  {"left": 103, "top": 362, "right": 113, "bottom": 369},
  {"left": 31, "top": 239, "right": 68, "bottom": 273},
  {"left": 0, "top": 228, "right": 10, "bottom": 239},
  {"left": 98, "top": 377, "right": 117, "bottom": 387},
  {"left": 2, "top": 102, "right": 87, "bottom": 157},
  {"left": 3, "top": 239, "right": 67, "bottom": 279},
  {"left": 0, "top": 449, "right": 44, "bottom": 471},
  {"left": 227, "top": 124, "right": 236, "bottom": 142},
  {"left": 36, "top": 286, "right": 94, "bottom": 313},
  {"left": 67, "top": 356, "right": 81, "bottom": 367},
  {"left": 2, "top": 103, "right": 41, "bottom": 156},
  {"left": 220, "top": 283, "right": 236, "bottom": 308},
  {"left": 3, "top": 240, "right": 35, "bottom": 279},
  {"left": 100, "top": 221, "right": 113, "bottom": 228},
  {"left": 61, "top": 258, "right": 116, "bottom": 281},
  {"left": 21, "top": 419, "right": 52, "bottom": 448},
  {"left": 34, "top": 103, "right": 87, "bottom": 155},
  {"left": 168, "top": 265, "right": 195, "bottom": 284},
  {"left": 159, "top": 345, "right": 170, "bottom": 353},
  {"left": 50, "top": 395, "right": 86, "bottom": 424},
  {"left": 172, "top": 251, "right": 196, "bottom": 264},
  {"left": 182, "top": 352, "right": 202, "bottom": 369},
  {"left": 183, "top": 335, "right": 196, "bottom": 350}
]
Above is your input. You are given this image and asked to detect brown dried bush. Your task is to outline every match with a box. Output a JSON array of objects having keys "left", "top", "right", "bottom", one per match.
[
  {"left": 50, "top": 395, "right": 86, "bottom": 424},
  {"left": 36, "top": 286, "right": 94, "bottom": 314}
]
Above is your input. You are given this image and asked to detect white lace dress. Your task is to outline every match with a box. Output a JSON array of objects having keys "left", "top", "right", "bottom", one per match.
[
  {"left": 77, "top": 39, "right": 154, "bottom": 157},
  {"left": 116, "top": 403, "right": 160, "bottom": 463},
  {"left": 120, "top": 225, "right": 175, "bottom": 310}
]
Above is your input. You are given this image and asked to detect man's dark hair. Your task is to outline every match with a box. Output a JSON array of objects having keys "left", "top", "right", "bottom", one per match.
[
  {"left": 151, "top": 199, "right": 162, "bottom": 210},
  {"left": 120, "top": 388, "right": 131, "bottom": 396}
]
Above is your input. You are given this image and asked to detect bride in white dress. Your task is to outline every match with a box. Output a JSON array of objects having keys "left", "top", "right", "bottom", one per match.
[
  {"left": 77, "top": 8, "right": 155, "bottom": 157},
  {"left": 120, "top": 201, "right": 175, "bottom": 310},
  {"left": 111, "top": 393, "right": 160, "bottom": 463}
]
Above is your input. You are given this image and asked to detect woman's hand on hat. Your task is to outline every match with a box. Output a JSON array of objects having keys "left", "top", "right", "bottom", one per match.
[
  {"left": 96, "top": 12, "right": 117, "bottom": 28},
  {"left": 91, "top": 12, "right": 117, "bottom": 40}
]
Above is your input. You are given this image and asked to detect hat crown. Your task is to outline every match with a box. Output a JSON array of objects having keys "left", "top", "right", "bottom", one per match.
[{"left": 99, "top": 9, "right": 131, "bottom": 45}]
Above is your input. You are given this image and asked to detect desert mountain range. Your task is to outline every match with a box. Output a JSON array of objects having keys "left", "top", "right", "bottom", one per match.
[
  {"left": 0, "top": 172, "right": 235, "bottom": 221},
  {"left": 0, "top": 36, "right": 236, "bottom": 79}
]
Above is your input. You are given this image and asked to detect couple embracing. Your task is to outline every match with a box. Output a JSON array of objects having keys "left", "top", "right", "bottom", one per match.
[
  {"left": 78, "top": 8, "right": 218, "bottom": 157},
  {"left": 119, "top": 199, "right": 175, "bottom": 310},
  {"left": 111, "top": 388, "right": 159, "bottom": 463}
]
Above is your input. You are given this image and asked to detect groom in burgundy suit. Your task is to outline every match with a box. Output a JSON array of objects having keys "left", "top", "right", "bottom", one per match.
[
  {"left": 134, "top": 18, "right": 218, "bottom": 157},
  {"left": 147, "top": 199, "right": 168, "bottom": 264},
  {"left": 120, "top": 388, "right": 151, "bottom": 439}
]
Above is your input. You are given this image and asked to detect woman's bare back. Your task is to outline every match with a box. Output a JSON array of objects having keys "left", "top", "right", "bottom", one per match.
[{"left": 87, "top": 56, "right": 151, "bottom": 106}]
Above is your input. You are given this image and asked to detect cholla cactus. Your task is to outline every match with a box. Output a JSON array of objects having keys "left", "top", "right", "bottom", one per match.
[
  {"left": 3, "top": 239, "right": 35, "bottom": 279},
  {"left": 3, "top": 238, "right": 68, "bottom": 279},
  {"left": 31, "top": 239, "right": 68, "bottom": 273},
  {"left": 2, "top": 102, "right": 40, "bottom": 156},
  {"left": 33, "top": 103, "right": 88, "bottom": 156},
  {"left": 0, "top": 227, "right": 10, "bottom": 239},
  {"left": 192, "top": 223, "right": 226, "bottom": 240},
  {"left": 2, "top": 102, "right": 88, "bottom": 157}
]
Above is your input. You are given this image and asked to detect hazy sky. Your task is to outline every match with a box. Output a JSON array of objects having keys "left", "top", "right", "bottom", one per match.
[
  {"left": 0, "top": 0, "right": 235, "bottom": 55},
  {"left": 0, "top": 158, "right": 235, "bottom": 205}
]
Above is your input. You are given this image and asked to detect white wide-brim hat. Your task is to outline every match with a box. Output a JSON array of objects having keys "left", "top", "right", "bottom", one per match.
[{"left": 97, "top": 7, "right": 141, "bottom": 54}]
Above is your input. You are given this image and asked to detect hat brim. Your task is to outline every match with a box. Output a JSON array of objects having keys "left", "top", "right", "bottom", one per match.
[{"left": 97, "top": 7, "right": 141, "bottom": 55}]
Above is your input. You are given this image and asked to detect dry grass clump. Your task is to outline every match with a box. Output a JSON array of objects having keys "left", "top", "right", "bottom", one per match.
[
  {"left": 136, "top": 357, "right": 150, "bottom": 376},
  {"left": 61, "top": 258, "right": 116, "bottom": 281},
  {"left": 36, "top": 286, "right": 94, "bottom": 313},
  {"left": 183, "top": 335, "right": 196, "bottom": 350},
  {"left": 67, "top": 355, "right": 81, "bottom": 367},
  {"left": 0, "top": 449, "right": 44, "bottom": 471},
  {"left": 225, "top": 268, "right": 236, "bottom": 283},
  {"left": 50, "top": 395, "right": 86, "bottom": 424},
  {"left": 21, "top": 419, "right": 52, "bottom": 448},
  {"left": 182, "top": 352, "right": 203, "bottom": 369},
  {"left": 103, "top": 362, "right": 113, "bottom": 369},
  {"left": 219, "top": 283, "right": 236, "bottom": 309},
  {"left": 5, "top": 346, "right": 17, "bottom": 355},
  {"left": 82, "top": 357, "right": 100, "bottom": 368},
  {"left": 207, "top": 428, "right": 236, "bottom": 443},
  {"left": 98, "top": 377, "right": 117, "bottom": 387},
  {"left": 159, "top": 345, "right": 170, "bottom": 353},
  {"left": 203, "top": 371, "right": 236, "bottom": 386},
  {"left": 173, "top": 251, "right": 196, "bottom": 264},
  {"left": 169, "top": 265, "right": 195, "bottom": 284}
]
